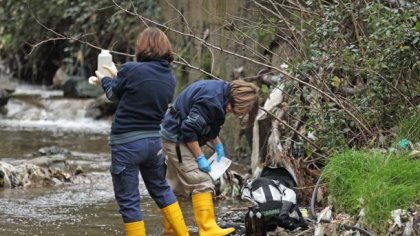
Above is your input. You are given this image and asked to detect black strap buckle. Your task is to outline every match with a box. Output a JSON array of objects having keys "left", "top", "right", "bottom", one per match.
[{"left": 176, "top": 141, "right": 182, "bottom": 163}]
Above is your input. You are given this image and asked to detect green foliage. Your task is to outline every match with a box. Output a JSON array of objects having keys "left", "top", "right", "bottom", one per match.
[
  {"left": 256, "top": 19, "right": 276, "bottom": 54},
  {"left": 0, "top": 0, "right": 160, "bottom": 84},
  {"left": 323, "top": 150, "right": 420, "bottom": 234},
  {"left": 396, "top": 113, "right": 420, "bottom": 143},
  {"left": 1, "top": 0, "right": 418, "bottom": 154},
  {"left": 292, "top": 1, "right": 420, "bottom": 150},
  {"left": 200, "top": 49, "right": 212, "bottom": 78}
]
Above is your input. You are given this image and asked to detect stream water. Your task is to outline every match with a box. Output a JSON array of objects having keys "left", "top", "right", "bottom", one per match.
[{"left": 0, "top": 85, "right": 245, "bottom": 236}]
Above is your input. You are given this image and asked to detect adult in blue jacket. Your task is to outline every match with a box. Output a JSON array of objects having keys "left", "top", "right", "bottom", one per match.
[
  {"left": 91, "top": 27, "right": 189, "bottom": 236},
  {"left": 160, "top": 79, "right": 259, "bottom": 236}
]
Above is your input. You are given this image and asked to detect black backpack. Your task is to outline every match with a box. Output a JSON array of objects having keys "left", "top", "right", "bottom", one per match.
[{"left": 241, "top": 176, "right": 307, "bottom": 231}]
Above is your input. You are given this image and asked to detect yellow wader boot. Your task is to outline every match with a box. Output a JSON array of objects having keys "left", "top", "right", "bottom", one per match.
[
  {"left": 192, "top": 192, "right": 235, "bottom": 236},
  {"left": 163, "top": 216, "right": 173, "bottom": 235},
  {"left": 124, "top": 220, "right": 146, "bottom": 236},
  {"left": 161, "top": 201, "right": 189, "bottom": 236}
]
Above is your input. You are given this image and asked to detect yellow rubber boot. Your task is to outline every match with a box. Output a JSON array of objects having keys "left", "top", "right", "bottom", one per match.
[
  {"left": 192, "top": 192, "right": 235, "bottom": 236},
  {"left": 163, "top": 216, "right": 173, "bottom": 235},
  {"left": 161, "top": 201, "right": 189, "bottom": 236},
  {"left": 163, "top": 200, "right": 179, "bottom": 235},
  {"left": 124, "top": 221, "right": 146, "bottom": 236}
]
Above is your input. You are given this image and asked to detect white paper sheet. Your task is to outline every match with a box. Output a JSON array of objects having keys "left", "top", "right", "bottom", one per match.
[{"left": 208, "top": 153, "right": 232, "bottom": 181}]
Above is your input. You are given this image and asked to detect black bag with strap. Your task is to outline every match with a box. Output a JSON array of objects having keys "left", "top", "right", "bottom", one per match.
[{"left": 241, "top": 176, "right": 307, "bottom": 231}]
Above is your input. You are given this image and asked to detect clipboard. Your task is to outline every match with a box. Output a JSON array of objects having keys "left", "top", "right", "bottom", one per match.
[{"left": 207, "top": 153, "right": 232, "bottom": 181}]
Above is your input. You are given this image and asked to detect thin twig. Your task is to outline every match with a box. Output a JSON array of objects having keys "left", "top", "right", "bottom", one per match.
[{"left": 174, "top": 53, "right": 220, "bottom": 80}]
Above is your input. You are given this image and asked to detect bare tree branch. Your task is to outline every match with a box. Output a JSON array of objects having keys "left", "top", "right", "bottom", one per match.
[
  {"left": 30, "top": 0, "right": 374, "bottom": 136},
  {"left": 260, "top": 107, "right": 328, "bottom": 159}
]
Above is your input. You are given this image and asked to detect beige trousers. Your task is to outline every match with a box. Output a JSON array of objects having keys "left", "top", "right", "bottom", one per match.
[{"left": 162, "top": 141, "right": 214, "bottom": 198}]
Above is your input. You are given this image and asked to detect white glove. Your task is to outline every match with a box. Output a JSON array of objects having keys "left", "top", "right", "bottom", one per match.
[
  {"left": 95, "top": 70, "right": 105, "bottom": 80},
  {"left": 88, "top": 76, "right": 100, "bottom": 86},
  {"left": 102, "top": 62, "right": 117, "bottom": 79},
  {"left": 88, "top": 70, "right": 105, "bottom": 86},
  {"left": 88, "top": 63, "right": 117, "bottom": 86}
]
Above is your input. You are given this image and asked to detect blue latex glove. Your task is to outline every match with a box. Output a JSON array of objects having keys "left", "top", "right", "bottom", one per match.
[
  {"left": 214, "top": 143, "right": 225, "bottom": 162},
  {"left": 196, "top": 154, "right": 211, "bottom": 173}
]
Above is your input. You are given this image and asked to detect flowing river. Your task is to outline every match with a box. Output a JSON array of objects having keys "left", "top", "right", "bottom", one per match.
[{"left": 0, "top": 84, "right": 244, "bottom": 236}]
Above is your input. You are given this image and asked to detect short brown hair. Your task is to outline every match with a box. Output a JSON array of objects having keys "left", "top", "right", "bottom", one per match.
[
  {"left": 135, "top": 27, "right": 174, "bottom": 62},
  {"left": 229, "top": 80, "right": 259, "bottom": 127}
]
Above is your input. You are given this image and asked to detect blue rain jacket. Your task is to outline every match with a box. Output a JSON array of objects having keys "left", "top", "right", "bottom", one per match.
[
  {"left": 160, "top": 80, "right": 230, "bottom": 145},
  {"left": 101, "top": 59, "right": 176, "bottom": 135}
]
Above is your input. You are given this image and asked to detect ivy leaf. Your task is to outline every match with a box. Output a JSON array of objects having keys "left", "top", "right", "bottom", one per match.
[
  {"left": 416, "top": 21, "right": 420, "bottom": 33},
  {"left": 331, "top": 76, "right": 341, "bottom": 88}
]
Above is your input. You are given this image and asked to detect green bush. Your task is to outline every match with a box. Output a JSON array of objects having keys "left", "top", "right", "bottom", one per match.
[{"left": 293, "top": 1, "right": 420, "bottom": 150}]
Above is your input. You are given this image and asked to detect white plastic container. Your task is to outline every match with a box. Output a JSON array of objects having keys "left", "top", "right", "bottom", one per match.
[{"left": 97, "top": 49, "right": 113, "bottom": 77}]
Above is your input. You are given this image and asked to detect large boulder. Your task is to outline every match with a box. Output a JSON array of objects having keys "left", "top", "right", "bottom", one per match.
[
  {"left": 62, "top": 76, "right": 103, "bottom": 98},
  {"left": 0, "top": 82, "right": 16, "bottom": 114}
]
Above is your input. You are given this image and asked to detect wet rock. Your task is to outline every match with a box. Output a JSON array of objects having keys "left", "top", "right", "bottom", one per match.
[
  {"left": 74, "top": 165, "right": 84, "bottom": 176},
  {"left": 26, "top": 155, "right": 68, "bottom": 168},
  {"left": 218, "top": 209, "right": 246, "bottom": 235},
  {"left": 0, "top": 149, "right": 88, "bottom": 189},
  {"left": 0, "top": 82, "right": 16, "bottom": 112},
  {"left": 0, "top": 161, "right": 75, "bottom": 188},
  {"left": 0, "top": 89, "right": 10, "bottom": 107},
  {"left": 36, "top": 146, "right": 71, "bottom": 156},
  {"left": 23, "top": 146, "right": 71, "bottom": 169},
  {"left": 0, "top": 161, "right": 18, "bottom": 188},
  {"left": 85, "top": 93, "right": 118, "bottom": 119},
  {"left": 51, "top": 177, "right": 64, "bottom": 185},
  {"left": 62, "top": 76, "right": 103, "bottom": 98}
]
